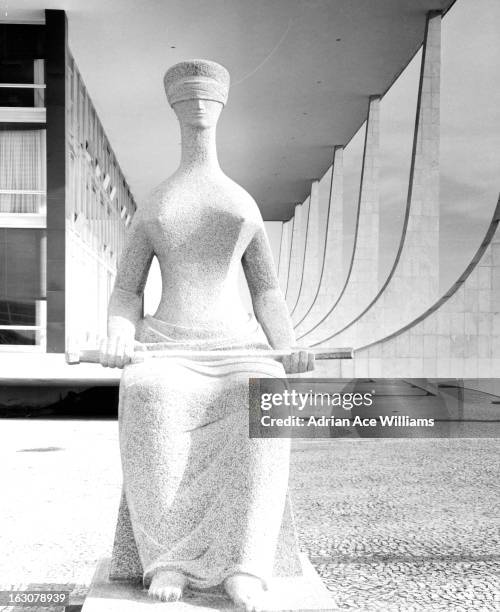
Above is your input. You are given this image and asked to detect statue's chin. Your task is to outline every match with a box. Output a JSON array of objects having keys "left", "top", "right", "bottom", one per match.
[{"left": 183, "top": 117, "right": 215, "bottom": 129}]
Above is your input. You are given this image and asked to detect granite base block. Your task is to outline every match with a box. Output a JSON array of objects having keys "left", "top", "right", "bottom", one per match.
[{"left": 82, "top": 557, "right": 335, "bottom": 611}]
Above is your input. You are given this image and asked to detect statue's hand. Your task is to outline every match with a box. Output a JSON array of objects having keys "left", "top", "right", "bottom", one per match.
[
  {"left": 281, "top": 348, "right": 315, "bottom": 374},
  {"left": 99, "top": 336, "right": 136, "bottom": 368}
]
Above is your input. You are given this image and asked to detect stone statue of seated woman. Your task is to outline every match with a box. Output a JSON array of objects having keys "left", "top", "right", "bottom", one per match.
[{"left": 100, "top": 59, "right": 314, "bottom": 611}]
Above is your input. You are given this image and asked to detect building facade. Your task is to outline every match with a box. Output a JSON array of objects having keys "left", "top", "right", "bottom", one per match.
[{"left": 0, "top": 9, "right": 136, "bottom": 354}]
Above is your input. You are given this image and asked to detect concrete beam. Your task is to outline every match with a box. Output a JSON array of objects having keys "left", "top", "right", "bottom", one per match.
[
  {"left": 379, "top": 9, "right": 441, "bottom": 329},
  {"left": 308, "top": 11, "right": 442, "bottom": 350},
  {"left": 45, "top": 9, "right": 67, "bottom": 353},
  {"left": 298, "top": 96, "right": 381, "bottom": 344},
  {"left": 277, "top": 221, "right": 290, "bottom": 294},
  {"left": 285, "top": 199, "right": 310, "bottom": 310},
  {"left": 291, "top": 180, "right": 321, "bottom": 323},
  {"left": 281, "top": 217, "right": 295, "bottom": 298},
  {"left": 294, "top": 147, "right": 344, "bottom": 335}
]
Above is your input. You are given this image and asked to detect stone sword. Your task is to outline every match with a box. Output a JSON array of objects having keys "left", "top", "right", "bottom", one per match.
[{"left": 66, "top": 342, "right": 353, "bottom": 364}]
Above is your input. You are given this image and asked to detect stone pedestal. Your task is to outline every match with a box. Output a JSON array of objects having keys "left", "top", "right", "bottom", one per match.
[{"left": 82, "top": 556, "right": 334, "bottom": 611}]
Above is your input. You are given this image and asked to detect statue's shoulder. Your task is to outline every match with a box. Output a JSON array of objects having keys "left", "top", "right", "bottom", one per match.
[
  {"left": 140, "top": 177, "right": 186, "bottom": 224},
  {"left": 220, "top": 175, "right": 263, "bottom": 222},
  {"left": 143, "top": 177, "right": 177, "bottom": 208}
]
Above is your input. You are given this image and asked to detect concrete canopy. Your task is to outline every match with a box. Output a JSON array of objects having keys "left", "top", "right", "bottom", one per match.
[{"left": 8, "top": 0, "right": 455, "bottom": 220}]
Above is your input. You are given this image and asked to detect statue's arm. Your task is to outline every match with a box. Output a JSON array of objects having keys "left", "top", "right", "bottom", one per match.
[
  {"left": 242, "top": 224, "right": 314, "bottom": 373},
  {"left": 101, "top": 212, "right": 154, "bottom": 367},
  {"left": 242, "top": 226, "right": 296, "bottom": 350},
  {"left": 242, "top": 219, "right": 314, "bottom": 374}
]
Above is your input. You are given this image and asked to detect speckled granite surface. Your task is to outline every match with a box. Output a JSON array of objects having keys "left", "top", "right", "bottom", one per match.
[
  {"left": 114, "top": 319, "right": 295, "bottom": 588},
  {"left": 99, "top": 59, "right": 313, "bottom": 608}
]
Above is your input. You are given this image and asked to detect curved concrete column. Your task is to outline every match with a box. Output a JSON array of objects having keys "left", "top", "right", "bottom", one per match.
[
  {"left": 291, "top": 180, "right": 321, "bottom": 323},
  {"left": 297, "top": 96, "right": 381, "bottom": 343},
  {"left": 285, "top": 198, "right": 310, "bottom": 310},
  {"left": 276, "top": 222, "right": 284, "bottom": 272},
  {"left": 294, "top": 147, "right": 344, "bottom": 335},
  {"left": 310, "top": 11, "right": 442, "bottom": 349},
  {"left": 342, "top": 196, "right": 500, "bottom": 378},
  {"left": 277, "top": 219, "right": 293, "bottom": 294}
]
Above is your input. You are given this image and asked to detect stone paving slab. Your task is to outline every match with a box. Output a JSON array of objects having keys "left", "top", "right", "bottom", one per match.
[{"left": 0, "top": 421, "right": 498, "bottom": 610}]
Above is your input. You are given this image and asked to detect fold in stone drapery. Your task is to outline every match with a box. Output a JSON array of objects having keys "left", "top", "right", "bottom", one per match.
[{"left": 118, "top": 315, "right": 291, "bottom": 589}]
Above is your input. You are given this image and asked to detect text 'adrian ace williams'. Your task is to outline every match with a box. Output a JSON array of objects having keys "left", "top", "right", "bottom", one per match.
[{"left": 259, "top": 414, "right": 435, "bottom": 428}]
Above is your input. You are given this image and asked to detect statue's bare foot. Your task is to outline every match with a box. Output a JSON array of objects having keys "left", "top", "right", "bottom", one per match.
[
  {"left": 224, "top": 573, "right": 266, "bottom": 612},
  {"left": 148, "top": 569, "right": 187, "bottom": 602}
]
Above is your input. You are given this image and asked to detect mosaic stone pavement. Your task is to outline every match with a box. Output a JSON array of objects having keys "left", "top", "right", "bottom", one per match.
[
  {"left": 0, "top": 420, "right": 498, "bottom": 611},
  {"left": 291, "top": 438, "right": 500, "bottom": 611}
]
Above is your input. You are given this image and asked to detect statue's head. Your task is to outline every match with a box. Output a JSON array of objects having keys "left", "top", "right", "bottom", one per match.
[{"left": 164, "top": 59, "right": 230, "bottom": 128}]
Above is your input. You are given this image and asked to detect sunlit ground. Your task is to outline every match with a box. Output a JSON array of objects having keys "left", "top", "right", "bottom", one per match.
[{"left": 0, "top": 399, "right": 498, "bottom": 610}]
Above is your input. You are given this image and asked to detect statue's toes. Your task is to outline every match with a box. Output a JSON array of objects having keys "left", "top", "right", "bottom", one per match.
[
  {"left": 167, "top": 587, "right": 183, "bottom": 602},
  {"left": 148, "top": 585, "right": 182, "bottom": 602},
  {"left": 147, "top": 585, "right": 161, "bottom": 601},
  {"left": 242, "top": 596, "right": 262, "bottom": 612},
  {"left": 224, "top": 574, "right": 267, "bottom": 611},
  {"left": 233, "top": 590, "right": 264, "bottom": 612},
  {"left": 148, "top": 570, "right": 186, "bottom": 602}
]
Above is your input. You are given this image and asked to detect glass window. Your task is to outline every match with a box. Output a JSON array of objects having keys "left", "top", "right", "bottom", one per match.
[
  {"left": 0, "top": 130, "right": 46, "bottom": 214},
  {"left": 33, "top": 59, "right": 44, "bottom": 108},
  {"left": 0, "top": 329, "right": 37, "bottom": 345},
  {"left": 0, "top": 299, "right": 37, "bottom": 326},
  {"left": 0, "top": 228, "right": 45, "bottom": 299},
  {"left": 0, "top": 59, "right": 34, "bottom": 83},
  {"left": 0, "top": 229, "right": 45, "bottom": 347},
  {"left": 0, "top": 59, "right": 45, "bottom": 107},
  {"left": 0, "top": 87, "right": 36, "bottom": 107}
]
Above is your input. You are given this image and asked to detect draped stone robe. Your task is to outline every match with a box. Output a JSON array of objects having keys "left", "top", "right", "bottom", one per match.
[{"left": 107, "top": 175, "right": 303, "bottom": 589}]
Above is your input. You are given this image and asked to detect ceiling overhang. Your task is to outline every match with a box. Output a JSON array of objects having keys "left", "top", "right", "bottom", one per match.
[{"left": 8, "top": 0, "right": 456, "bottom": 219}]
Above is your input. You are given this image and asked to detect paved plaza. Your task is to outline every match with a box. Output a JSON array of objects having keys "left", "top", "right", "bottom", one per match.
[{"left": 0, "top": 418, "right": 498, "bottom": 611}]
